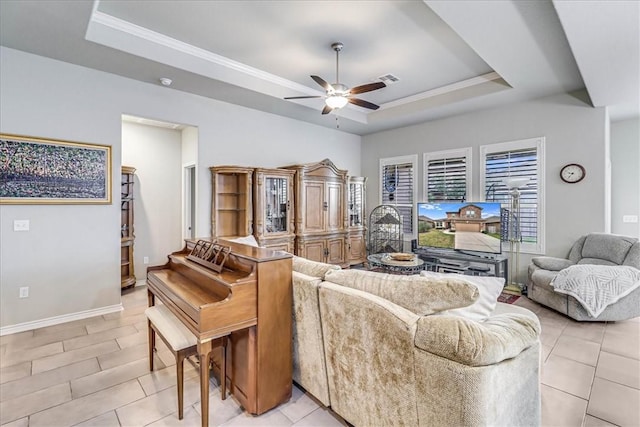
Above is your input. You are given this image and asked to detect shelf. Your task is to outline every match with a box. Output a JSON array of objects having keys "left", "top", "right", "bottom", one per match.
[{"left": 210, "top": 166, "right": 254, "bottom": 239}]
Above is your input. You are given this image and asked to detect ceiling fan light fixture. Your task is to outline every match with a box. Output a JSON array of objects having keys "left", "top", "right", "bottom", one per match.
[
  {"left": 284, "top": 42, "right": 385, "bottom": 114},
  {"left": 325, "top": 95, "right": 348, "bottom": 109}
]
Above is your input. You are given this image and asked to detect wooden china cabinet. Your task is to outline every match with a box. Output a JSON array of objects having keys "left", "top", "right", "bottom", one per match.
[
  {"left": 253, "top": 168, "right": 296, "bottom": 252},
  {"left": 120, "top": 166, "right": 136, "bottom": 289},
  {"left": 347, "top": 176, "right": 367, "bottom": 265},
  {"left": 210, "top": 166, "right": 254, "bottom": 239},
  {"left": 284, "top": 159, "right": 349, "bottom": 267}
]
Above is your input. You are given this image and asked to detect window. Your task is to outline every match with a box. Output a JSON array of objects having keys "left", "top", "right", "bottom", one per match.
[
  {"left": 480, "top": 137, "right": 545, "bottom": 254},
  {"left": 380, "top": 155, "right": 417, "bottom": 236},
  {"left": 423, "top": 148, "right": 472, "bottom": 202}
]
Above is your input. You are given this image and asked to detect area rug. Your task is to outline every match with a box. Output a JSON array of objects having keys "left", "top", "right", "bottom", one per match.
[{"left": 498, "top": 292, "right": 520, "bottom": 304}]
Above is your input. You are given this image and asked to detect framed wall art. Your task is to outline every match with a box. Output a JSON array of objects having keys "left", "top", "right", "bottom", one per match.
[{"left": 0, "top": 133, "right": 112, "bottom": 204}]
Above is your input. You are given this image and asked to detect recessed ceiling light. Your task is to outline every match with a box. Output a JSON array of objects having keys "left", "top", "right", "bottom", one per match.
[{"left": 159, "top": 77, "right": 172, "bottom": 86}]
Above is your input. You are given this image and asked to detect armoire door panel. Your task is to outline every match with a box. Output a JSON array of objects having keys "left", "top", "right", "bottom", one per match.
[
  {"left": 302, "top": 240, "right": 326, "bottom": 263},
  {"left": 349, "top": 234, "right": 365, "bottom": 262},
  {"left": 326, "top": 182, "right": 342, "bottom": 232},
  {"left": 326, "top": 237, "right": 345, "bottom": 265},
  {"left": 303, "top": 181, "right": 325, "bottom": 232}
]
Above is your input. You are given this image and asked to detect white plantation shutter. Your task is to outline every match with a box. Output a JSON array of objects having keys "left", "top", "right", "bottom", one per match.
[
  {"left": 381, "top": 156, "right": 417, "bottom": 235},
  {"left": 424, "top": 148, "right": 471, "bottom": 202},
  {"left": 481, "top": 138, "right": 545, "bottom": 254}
]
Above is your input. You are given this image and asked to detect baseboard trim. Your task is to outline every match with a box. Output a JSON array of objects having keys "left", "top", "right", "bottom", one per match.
[{"left": 0, "top": 304, "right": 124, "bottom": 336}]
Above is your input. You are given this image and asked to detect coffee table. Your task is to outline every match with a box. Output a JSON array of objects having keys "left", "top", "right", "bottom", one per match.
[{"left": 367, "top": 253, "right": 425, "bottom": 275}]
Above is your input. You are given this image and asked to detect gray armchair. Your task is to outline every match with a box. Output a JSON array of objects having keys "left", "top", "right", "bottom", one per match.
[{"left": 528, "top": 233, "right": 640, "bottom": 321}]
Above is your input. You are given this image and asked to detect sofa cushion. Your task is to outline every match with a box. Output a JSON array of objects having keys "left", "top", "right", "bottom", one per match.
[
  {"left": 420, "top": 271, "right": 504, "bottom": 322},
  {"left": 581, "top": 233, "right": 634, "bottom": 265},
  {"left": 292, "top": 256, "right": 340, "bottom": 279},
  {"left": 323, "top": 269, "right": 478, "bottom": 315},
  {"left": 414, "top": 313, "right": 541, "bottom": 366},
  {"left": 531, "top": 269, "right": 559, "bottom": 290}
]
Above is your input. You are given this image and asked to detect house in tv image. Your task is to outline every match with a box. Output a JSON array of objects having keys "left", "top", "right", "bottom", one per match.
[{"left": 418, "top": 203, "right": 502, "bottom": 253}]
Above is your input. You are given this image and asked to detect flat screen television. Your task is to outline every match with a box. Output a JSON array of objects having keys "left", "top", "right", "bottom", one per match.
[{"left": 417, "top": 202, "right": 504, "bottom": 254}]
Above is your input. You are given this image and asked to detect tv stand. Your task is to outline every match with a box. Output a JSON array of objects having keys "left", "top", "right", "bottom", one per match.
[{"left": 413, "top": 248, "right": 508, "bottom": 282}]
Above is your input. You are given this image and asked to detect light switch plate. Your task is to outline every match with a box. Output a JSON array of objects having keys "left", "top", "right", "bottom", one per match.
[{"left": 14, "top": 220, "right": 30, "bottom": 231}]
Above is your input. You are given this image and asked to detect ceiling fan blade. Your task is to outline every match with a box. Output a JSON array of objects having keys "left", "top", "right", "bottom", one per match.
[
  {"left": 348, "top": 97, "right": 380, "bottom": 110},
  {"left": 284, "top": 96, "right": 323, "bottom": 100},
  {"left": 349, "top": 81, "right": 386, "bottom": 95},
  {"left": 321, "top": 105, "right": 334, "bottom": 115},
  {"left": 311, "top": 75, "right": 334, "bottom": 92}
]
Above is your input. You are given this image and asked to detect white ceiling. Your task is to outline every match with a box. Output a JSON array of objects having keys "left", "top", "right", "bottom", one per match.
[{"left": 1, "top": 0, "right": 638, "bottom": 135}]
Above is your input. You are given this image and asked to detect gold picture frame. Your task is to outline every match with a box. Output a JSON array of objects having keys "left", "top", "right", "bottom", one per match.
[{"left": 0, "top": 133, "right": 112, "bottom": 204}]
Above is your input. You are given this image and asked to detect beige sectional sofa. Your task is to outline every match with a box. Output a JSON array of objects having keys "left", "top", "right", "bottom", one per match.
[{"left": 291, "top": 256, "right": 541, "bottom": 427}]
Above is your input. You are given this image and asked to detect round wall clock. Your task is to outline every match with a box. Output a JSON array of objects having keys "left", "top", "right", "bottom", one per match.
[{"left": 560, "top": 163, "right": 586, "bottom": 183}]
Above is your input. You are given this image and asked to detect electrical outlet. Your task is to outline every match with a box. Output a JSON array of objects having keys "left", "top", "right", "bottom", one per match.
[
  {"left": 143, "top": 256, "right": 149, "bottom": 265},
  {"left": 14, "top": 220, "right": 30, "bottom": 231},
  {"left": 19, "top": 287, "right": 29, "bottom": 298},
  {"left": 623, "top": 215, "right": 638, "bottom": 223}
]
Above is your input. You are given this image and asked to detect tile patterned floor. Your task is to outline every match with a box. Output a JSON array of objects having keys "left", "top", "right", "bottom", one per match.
[
  {"left": 1, "top": 284, "right": 638, "bottom": 426},
  {"left": 513, "top": 296, "right": 640, "bottom": 427}
]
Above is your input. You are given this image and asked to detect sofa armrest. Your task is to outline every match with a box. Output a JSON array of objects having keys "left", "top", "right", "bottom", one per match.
[
  {"left": 291, "top": 271, "right": 331, "bottom": 406},
  {"left": 414, "top": 314, "right": 541, "bottom": 366},
  {"left": 531, "top": 256, "right": 575, "bottom": 271}
]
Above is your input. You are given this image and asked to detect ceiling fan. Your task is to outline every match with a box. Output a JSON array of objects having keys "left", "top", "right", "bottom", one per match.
[{"left": 284, "top": 42, "right": 386, "bottom": 115}]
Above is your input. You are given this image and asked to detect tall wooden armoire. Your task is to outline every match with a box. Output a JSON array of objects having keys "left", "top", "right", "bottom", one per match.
[{"left": 284, "top": 159, "right": 348, "bottom": 267}]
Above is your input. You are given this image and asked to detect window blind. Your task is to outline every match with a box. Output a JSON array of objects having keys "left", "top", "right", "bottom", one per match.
[
  {"left": 382, "top": 163, "right": 413, "bottom": 234},
  {"left": 426, "top": 156, "right": 467, "bottom": 202},
  {"left": 484, "top": 148, "right": 538, "bottom": 244}
]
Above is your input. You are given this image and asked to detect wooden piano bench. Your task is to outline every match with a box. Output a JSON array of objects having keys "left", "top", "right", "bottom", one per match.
[{"left": 145, "top": 304, "right": 229, "bottom": 420}]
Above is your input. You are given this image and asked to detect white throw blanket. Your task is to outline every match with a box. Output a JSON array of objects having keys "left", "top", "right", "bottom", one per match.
[{"left": 551, "top": 265, "right": 640, "bottom": 318}]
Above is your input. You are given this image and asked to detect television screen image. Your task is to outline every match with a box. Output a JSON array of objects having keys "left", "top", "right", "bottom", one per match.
[{"left": 417, "top": 202, "right": 503, "bottom": 254}]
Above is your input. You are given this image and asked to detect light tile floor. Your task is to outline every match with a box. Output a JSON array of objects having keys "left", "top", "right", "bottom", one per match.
[
  {"left": 1, "top": 284, "right": 638, "bottom": 426},
  {"left": 513, "top": 296, "right": 640, "bottom": 427}
]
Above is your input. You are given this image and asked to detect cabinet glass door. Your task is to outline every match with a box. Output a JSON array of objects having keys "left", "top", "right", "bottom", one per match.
[
  {"left": 349, "top": 183, "right": 363, "bottom": 227},
  {"left": 265, "top": 177, "right": 288, "bottom": 234}
]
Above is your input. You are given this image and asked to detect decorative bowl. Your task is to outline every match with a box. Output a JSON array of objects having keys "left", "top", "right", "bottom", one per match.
[{"left": 388, "top": 252, "right": 415, "bottom": 261}]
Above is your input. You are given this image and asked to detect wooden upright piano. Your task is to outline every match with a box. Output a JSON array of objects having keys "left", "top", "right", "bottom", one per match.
[{"left": 146, "top": 239, "right": 293, "bottom": 426}]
